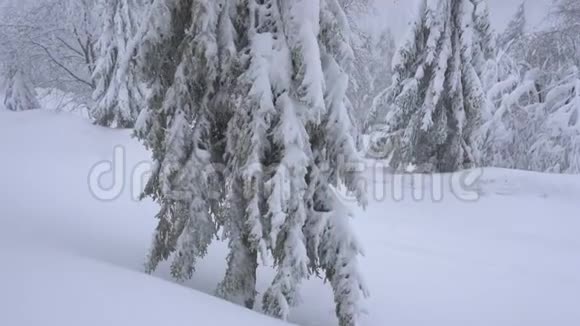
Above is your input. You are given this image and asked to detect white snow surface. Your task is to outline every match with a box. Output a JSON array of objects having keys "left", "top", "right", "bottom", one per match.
[{"left": 1, "top": 110, "right": 580, "bottom": 326}]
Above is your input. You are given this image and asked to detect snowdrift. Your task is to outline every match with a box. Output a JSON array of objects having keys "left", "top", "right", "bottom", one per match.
[{"left": 1, "top": 110, "right": 579, "bottom": 326}]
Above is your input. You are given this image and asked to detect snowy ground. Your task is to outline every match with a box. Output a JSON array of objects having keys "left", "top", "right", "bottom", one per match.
[{"left": 1, "top": 109, "right": 579, "bottom": 326}]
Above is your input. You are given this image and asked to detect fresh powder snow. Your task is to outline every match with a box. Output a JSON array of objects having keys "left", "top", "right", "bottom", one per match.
[{"left": 1, "top": 109, "right": 579, "bottom": 326}]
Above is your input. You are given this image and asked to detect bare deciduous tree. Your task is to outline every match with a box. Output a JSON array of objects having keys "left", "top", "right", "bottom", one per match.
[{"left": 0, "top": 0, "right": 100, "bottom": 99}]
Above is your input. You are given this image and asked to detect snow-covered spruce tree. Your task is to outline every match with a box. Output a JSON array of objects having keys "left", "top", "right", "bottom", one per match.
[
  {"left": 369, "top": 0, "right": 494, "bottom": 172},
  {"left": 221, "top": 0, "right": 370, "bottom": 321},
  {"left": 136, "top": 0, "right": 225, "bottom": 282},
  {"left": 497, "top": 1, "right": 525, "bottom": 49},
  {"left": 3, "top": 69, "right": 40, "bottom": 111},
  {"left": 347, "top": 32, "right": 373, "bottom": 145},
  {"left": 491, "top": 1, "right": 529, "bottom": 77},
  {"left": 353, "top": 28, "right": 396, "bottom": 133},
  {"left": 340, "top": 0, "right": 395, "bottom": 139},
  {"left": 136, "top": 0, "right": 368, "bottom": 324},
  {"left": 91, "top": 0, "right": 146, "bottom": 128},
  {"left": 253, "top": 2, "right": 369, "bottom": 323}
]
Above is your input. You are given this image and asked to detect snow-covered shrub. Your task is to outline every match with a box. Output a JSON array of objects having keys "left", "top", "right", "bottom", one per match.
[
  {"left": 476, "top": 0, "right": 580, "bottom": 174},
  {"left": 530, "top": 67, "right": 580, "bottom": 173},
  {"left": 479, "top": 66, "right": 544, "bottom": 170},
  {"left": 481, "top": 63, "right": 580, "bottom": 174},
  {"left": 37, "top": 88, "right": 91, "bottom": 119}
]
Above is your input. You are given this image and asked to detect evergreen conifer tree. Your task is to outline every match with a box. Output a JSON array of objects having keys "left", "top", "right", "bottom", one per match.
[
  {"left": 498, "top": 1, "right": 526, "bottom": 49},
  {"left": 92, "top": 0, "right": 146, "bottom": 128},
  {"left": 370, "top": 0, "right": 495, "bottom": 172},
  {"left": 135, "top": 1, "right": 368, "bottom": 324}
]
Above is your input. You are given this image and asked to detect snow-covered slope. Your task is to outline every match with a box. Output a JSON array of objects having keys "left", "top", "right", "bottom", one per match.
[
  {"left": 0, "top": 110, "right": 286, "bottom": 326},
  {"left": 1, "top": 110, "right": 579, "bottom": 326},
  {"left": 0, "top": 249, "right": 287, "bottom": 326}
]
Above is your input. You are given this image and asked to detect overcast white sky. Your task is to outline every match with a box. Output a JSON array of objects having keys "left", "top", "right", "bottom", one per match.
[{"left": 367, "top": 0, "right": 553, "bottom": 42}]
